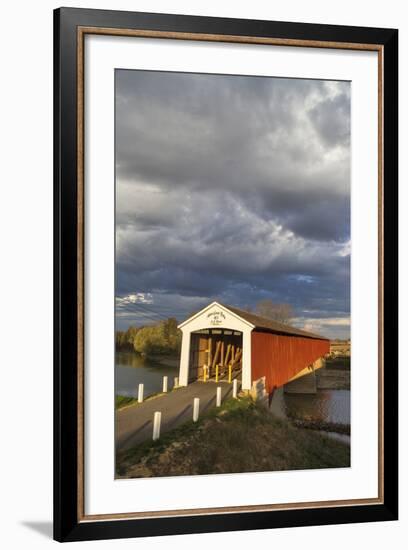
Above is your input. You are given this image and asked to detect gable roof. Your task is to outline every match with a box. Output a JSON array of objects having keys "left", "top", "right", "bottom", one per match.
[
  {"left": 179, "top": 301, "right": 328, "bottom": 340},
  {"left": 223, "top": 304, "right": 328, "bottom": 340},
  {"left": 177, "top": 301, "right": 255, "bottom": 330}
]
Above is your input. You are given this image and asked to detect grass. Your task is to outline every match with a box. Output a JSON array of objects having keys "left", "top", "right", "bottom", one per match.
[
  {"left": 115, "top": 387, "right": 183, "bottom": 410},
  {"left": 115, "top": 395, "right": 139, "bottom": 410},
  {"left": 116, "top": 396, "right": 350, "bottom": 478},
  {"left": 115, "top": 393, "right": 163, "bottom": 410}
]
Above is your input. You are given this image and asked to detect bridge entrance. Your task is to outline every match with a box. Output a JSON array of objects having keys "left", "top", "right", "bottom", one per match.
[
  {"left": 178, "top": 302, "right": 253, "bottom": 390},
  {"left": 188, "top": 328, "right": 243, "bottom": 383}
]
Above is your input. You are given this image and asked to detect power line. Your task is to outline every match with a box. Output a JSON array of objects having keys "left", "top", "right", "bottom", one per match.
[
  {"left": 118, "top": 306, "right": 167, "bottom": 323},
  {"left": 126, "top": 301, "right": 177, "bottom": 316},
  {"left": 117, "top": 302, "right": 176, "bottom": 322},
  {"left": 116, "top": 298, "right": 187, "bottom": 317},
  {"left": 116, "top": 306, "right": 164, "bottom": 325},
  {"left": 133, "top": 301, "right": 175, "bottom": 321}
]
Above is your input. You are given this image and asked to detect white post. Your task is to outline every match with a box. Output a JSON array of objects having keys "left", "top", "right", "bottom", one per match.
[
  {"left": 216, "top": 386, "right": 222, "bottom": 407},
  {"left": 233, "top": 379, "right": 238, "bottom": 399},
  {"left": 162, "top": 376, "right": 168, "bottom": 393},
  {"left": 152, "top": 411, "right": 161, "bottom": 440},
  {"left": 193, "top": 397, "right": 200, "bottom": 422},
  {"left": 137, "top": 383, "right": 144, "bottom": 403},
  {"left": 174, "top": 377, "right": 179, "bottom": 388},
  {"left": 241, "top": 329, "right": 252, "bottom": 391},
  {"left": 179, "top": 329, "right": 191, "bottom": 386}
]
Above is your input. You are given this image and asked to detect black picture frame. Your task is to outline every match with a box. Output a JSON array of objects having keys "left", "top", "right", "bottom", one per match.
[{"left": 54, "top": 7, "right": 398, "bottom": 542}]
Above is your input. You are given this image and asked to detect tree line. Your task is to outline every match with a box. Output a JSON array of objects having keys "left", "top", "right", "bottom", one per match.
[{"left": 115, "top": 317, "right": 181, "bottom": 357}]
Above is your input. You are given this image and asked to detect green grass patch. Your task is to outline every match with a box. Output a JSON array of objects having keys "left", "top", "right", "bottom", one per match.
[
  {"left": 116, "top": 396, "right": 350, "bottom": 478},
  {"left": 116, "top": 387, "right": 184, "bottom": 410},
  {"left": 115, "top": 395, "right": 139, "bottom": 410}
]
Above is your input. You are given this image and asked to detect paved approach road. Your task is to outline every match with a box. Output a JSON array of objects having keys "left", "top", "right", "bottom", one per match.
[{"left": 116, "top": 381, "right": 239, "bottom": 451}]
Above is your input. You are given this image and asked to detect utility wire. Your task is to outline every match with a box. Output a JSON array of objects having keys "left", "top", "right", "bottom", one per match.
[
  {"left": 116, "top": 298, "right": 187, "bottom": 317},
  {"left": 117, "top": 302, "right": 177, "bottom": 322},
  {"left": 116, "top": 307, "right": 163, "bottom": 325}
]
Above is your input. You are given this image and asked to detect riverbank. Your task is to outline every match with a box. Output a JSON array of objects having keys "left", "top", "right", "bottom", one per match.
[
  {"left": 115, "top": 395, "right": 139, "bottom": 410},
  {"left": 116, "top": 396, "right": 350, "bottom": 479},
  {"left": 116, "top": 350, "right": 180, "bottom": 367},
  {"left": 147, "top": 354, "right": 179, "bottom": 367},
  {"left": 290, "top": 418, "right": 350, "bottom": 435}
]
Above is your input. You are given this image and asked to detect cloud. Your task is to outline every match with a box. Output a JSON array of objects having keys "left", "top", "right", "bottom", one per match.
[
  {"left": 116, "top": 293, "right": 153, "bottom": 306},
  {"left": 294, "top": 316, "right": 351, "bottom": 340},
  {"left": 308, "top": 84, "right": 351, "bottom": 148},
  {"left": 115, "top": 70, "right": 350, "bottom": 337}
]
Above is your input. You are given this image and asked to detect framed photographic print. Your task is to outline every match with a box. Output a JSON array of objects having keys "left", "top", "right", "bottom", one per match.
[{"left": 54, "top": 7, "right": 398, "bottom": 542}]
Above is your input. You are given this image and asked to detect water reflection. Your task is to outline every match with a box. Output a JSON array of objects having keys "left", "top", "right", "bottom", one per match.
[
  {"left": 271, "top": 386, "right": 350, "bottom": 425},
  {"left": 115, "top": 352, "right": 178, "bottom": 399}
]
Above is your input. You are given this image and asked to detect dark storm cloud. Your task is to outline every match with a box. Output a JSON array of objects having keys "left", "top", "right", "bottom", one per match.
[
  {"left": 115, "top": 70, "right": 350, "bottom": 338},
  {"left": 308, "top": 92, "right": 351, "bottom": 148}
]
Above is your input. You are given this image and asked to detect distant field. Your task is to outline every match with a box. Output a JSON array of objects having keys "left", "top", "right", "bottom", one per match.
[
  {"left": 330, "top": 340, "right": 350, "bottom": 356},
  {"left": 325, "top": 341, "right": 350, "bottom": 373}
]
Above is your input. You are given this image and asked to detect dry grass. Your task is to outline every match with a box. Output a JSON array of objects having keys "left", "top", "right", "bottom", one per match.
[{"left": 116, "top": 396, "right": 350, "bottom": 478}]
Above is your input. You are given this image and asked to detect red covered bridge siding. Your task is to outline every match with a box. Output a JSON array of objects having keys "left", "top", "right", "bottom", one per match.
[
  {"left": 177, "top": 302, "right": 330, "bottom": 396},
  {"left": 251, "top": 333, "right": 330, "bottom": 394}
]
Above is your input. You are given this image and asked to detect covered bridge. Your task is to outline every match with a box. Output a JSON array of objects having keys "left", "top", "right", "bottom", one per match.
[{"left": 177, "top": 302, "right": 330, "bottom": 395}]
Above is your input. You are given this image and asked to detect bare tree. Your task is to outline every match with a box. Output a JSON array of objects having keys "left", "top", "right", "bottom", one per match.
[{"left": 254, "top": 299, "right": 294, "bottom": 325}]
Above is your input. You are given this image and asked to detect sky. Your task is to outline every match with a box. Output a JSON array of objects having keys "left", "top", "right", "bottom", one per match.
[{"left": 115, "top": 69, "right": 350, "bottom": 339}]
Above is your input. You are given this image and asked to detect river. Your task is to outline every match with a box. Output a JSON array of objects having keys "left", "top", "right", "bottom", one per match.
[
  {"left": 115, "top": 351, "right": 179, "bottom": 399},
  {"left": 271, "top": 386, "right": 350, "bottom": 425},
  {"left": 270, "top": 374, "right": 351, "bottom": 444}
]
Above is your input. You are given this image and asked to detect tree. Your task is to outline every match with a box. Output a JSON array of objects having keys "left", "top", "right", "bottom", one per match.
[
  {"left": 162, "top": 317, "right": 179, "bottom": 348},
  {"left": 254, "top": 299, "right": 294, "bottom": 325},
  {"left": 115, "top": 326, "right": 139, "bottom": 350},
  {"left": 133, "top": 318, "right": 181, "bottom": 357},
  {"left": 115, "top": 330, "right": 126, "bottom": 349},
  {"left": 133, "top": 325, "right": 164, "bottom": 356},
  {"left": 125, "top": 326, "right": 139, "bottom": 347}
]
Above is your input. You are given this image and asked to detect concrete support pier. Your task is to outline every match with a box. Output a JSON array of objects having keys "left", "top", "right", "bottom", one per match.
[
  {"left": 283, "top": 371, "right": 317, "bottom": 394},
  {"left": 283, "top": 358, "right": 324, "bottom": 394}
]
